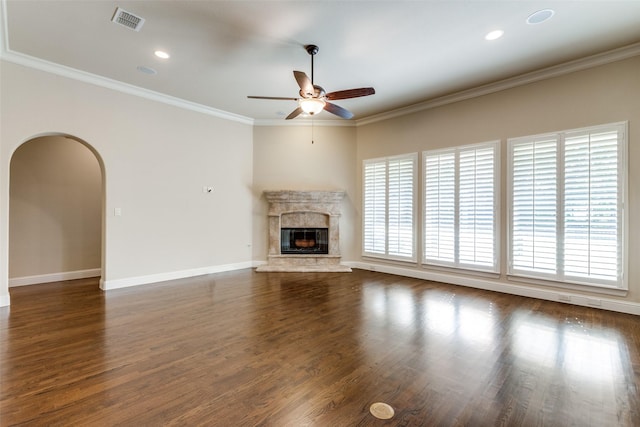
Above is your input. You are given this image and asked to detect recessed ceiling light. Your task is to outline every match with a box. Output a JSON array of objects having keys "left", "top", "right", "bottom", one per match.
[
  {"left": 137, "top": 65, "right": 157, "bottom": 75},
  {"left": 527, "top": 9, "right": 555, "bottom": 25},
  {"left": 154, "top": 50, "right": 170, "bottom": 59},
  {"left": 485, "top": 30, "right": 504, "bottom": 41}
]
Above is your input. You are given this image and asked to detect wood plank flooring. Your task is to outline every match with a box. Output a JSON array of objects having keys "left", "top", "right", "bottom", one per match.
[{"left": 1, "top": 269, "right": 639, "bottom": 426}]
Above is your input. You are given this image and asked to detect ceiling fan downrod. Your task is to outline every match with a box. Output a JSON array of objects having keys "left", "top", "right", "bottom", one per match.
[{"left": 305, "top": 44, "right": 319, "bottom": 84}]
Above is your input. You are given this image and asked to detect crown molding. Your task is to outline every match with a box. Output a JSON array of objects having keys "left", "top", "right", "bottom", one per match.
[
  {"left": 356, "top": 42, "right": 640, "bottom": 126},
  {"left": 0, "top": 50, "right": 255, "bottom": 125}
]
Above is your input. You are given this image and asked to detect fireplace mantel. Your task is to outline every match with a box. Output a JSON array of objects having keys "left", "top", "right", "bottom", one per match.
[
  {"left": 264, "top": 190, "right": 345, "bottom": 204},
  {"left": 256, "top": 190, "right": 351, "bottom": 272}
]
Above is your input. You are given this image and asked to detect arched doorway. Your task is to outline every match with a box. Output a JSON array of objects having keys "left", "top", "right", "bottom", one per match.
[{"left": 9, "top": 134, "right": 104, "bottom": 287}]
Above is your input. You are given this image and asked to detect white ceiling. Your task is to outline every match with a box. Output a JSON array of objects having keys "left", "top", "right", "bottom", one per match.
[{"left": 3, "top": 0, "right": 640, "bottom": 123}]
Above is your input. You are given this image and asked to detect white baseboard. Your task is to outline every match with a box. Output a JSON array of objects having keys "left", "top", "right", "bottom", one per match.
[
  {"left": 10, "top": 261, "right": 635, "bottom": 316},
  {"left": 9, "top": 268, "right": 102, "bottom": 287},
  {"left": 100, "top": 261, "right": 255, "bottom": 291},
  {"left": 345, "top": 261, "right": 640, "bottom": 316}
]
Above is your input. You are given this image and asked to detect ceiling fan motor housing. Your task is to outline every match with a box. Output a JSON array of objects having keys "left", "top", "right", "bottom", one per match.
[{"left": 299, "top": 85, "right": 325, "bottom": 99}]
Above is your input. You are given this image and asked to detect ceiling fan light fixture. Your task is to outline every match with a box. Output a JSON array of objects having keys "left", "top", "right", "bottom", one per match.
[{"left": 299, "top": 98, "right": 325, "bottom": 115}]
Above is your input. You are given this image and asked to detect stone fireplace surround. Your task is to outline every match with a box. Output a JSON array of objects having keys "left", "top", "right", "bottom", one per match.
[{"left": 256, "top": 190, "right": 351, "bottom": 272}]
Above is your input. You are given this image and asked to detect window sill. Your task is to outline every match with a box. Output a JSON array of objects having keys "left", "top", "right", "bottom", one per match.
[{"left": 362, "top": 254, "right": 417, "bottom": 266}]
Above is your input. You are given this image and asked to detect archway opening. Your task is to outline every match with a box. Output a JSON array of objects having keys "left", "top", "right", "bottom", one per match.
[{"left": 9, "top": 134, "right": 104, "bottom": 288}]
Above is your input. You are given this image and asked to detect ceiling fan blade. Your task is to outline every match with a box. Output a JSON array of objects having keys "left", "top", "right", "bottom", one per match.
[
  {"left": 247, "top": 96, "right": 299, "bottom": 101},
  {"left": 324, "top": 102, "right": 354, "bottom": 119},
  {"left": 293, "top": 71, "right": 314, "bottom": 97},
  {"left": 285, "top": 107, "right": 303, "bottom": 120},
  {"left": 326, "top": 87, "right": 375, "bottom": 101}
]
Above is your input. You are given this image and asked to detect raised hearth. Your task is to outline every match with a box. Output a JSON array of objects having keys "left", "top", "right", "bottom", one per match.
[{"left": 256, "top": 190, "right": 351, "bottom": 272}]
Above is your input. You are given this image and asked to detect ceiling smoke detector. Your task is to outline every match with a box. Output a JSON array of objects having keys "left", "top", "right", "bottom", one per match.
[{"left": 111, "top": 7, "right": 145, "bottom": 32}]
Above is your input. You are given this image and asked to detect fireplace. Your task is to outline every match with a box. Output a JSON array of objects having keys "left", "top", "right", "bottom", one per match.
[
  {"left": 256, "top": 190, "right": 351, "bottom": 272},
  {"left": 281, "top": 228, "right": 328, "bottom": 254}
]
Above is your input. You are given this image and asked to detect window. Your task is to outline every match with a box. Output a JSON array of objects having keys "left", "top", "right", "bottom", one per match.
[
  {"left": 423, "top": 141, "right": 499, "bottom": 272},
  {"left": 363, "top": 154, "right": 417, "bottom": 261},
  {"left": 508, "top": 122, "right": 627, "bottom": 289}
]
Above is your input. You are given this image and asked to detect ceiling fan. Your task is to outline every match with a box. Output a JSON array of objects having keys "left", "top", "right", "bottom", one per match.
[{"left": 248, "top": 44, "right": 375, "bottom": 120}]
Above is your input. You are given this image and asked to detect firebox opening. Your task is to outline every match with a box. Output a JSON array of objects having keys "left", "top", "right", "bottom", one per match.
[{"left": 281, "top": 228, "right": 329, "bottom": 254}]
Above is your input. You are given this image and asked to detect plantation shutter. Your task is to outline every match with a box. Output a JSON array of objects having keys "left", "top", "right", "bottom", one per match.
[
  {"left": 509, "top": 122, "right": 625, "bottom": 288},
  {"left": 459, "top": 146, "right": 496, "bottom": 267},
  {"left": 563, "top": 129, "right": 621, "bottom": 282},
  {"left": 388, "top": 157, "right": 415, "bottom": 258},
  {"left": 424, "top": 151, "right": 456, "bottom": 263},
  {"left": 511, "top": 137, "right": 558, "bottom": 275},
  {"left": 363, "top": 154, "right": 416, "bottom": 260},
  {"left": 363, "top": 160, "right": 387, "bottom": 255},
  {"left": 424, "top": 142, "right": 498, "bottom": 272}
]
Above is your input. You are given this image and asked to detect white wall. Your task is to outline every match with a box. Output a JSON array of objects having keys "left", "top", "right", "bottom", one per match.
[
  {"left": 9, "top": 136, "right": 102, "bottom": 281},
  {"left": 0, "top": 61, "right": 254, "bottom": 303},
  {"left": 252, "top": 125, "right": 358, "bottom": 261},
  {"left": 355, "top": 56, "right": 640, "bottom": 307}
]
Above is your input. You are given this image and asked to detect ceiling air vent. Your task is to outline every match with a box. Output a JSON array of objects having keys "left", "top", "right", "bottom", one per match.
[{"left": 111, "top": 7, "right": 145, "bottom": 32}]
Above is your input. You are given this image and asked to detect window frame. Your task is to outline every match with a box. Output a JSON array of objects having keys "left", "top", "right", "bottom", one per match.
[
  {"left": 362, "top": 153, "right": 418, "bottom": 262},
  {"left": 422, "top": 141, "right": 500, "bottom": 273},
  {"left": 507, "top": 122, "right": 628, "bottom": 290}
]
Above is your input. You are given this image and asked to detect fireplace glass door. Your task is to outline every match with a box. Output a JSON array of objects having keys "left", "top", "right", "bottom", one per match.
[{"left": 281, "top": 228, "right": 329, "bottom": 254}]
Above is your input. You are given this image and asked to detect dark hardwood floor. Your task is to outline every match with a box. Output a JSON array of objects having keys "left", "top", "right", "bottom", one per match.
[{"left": 1, "top": 269, "right": 638, "bottom": 426}]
